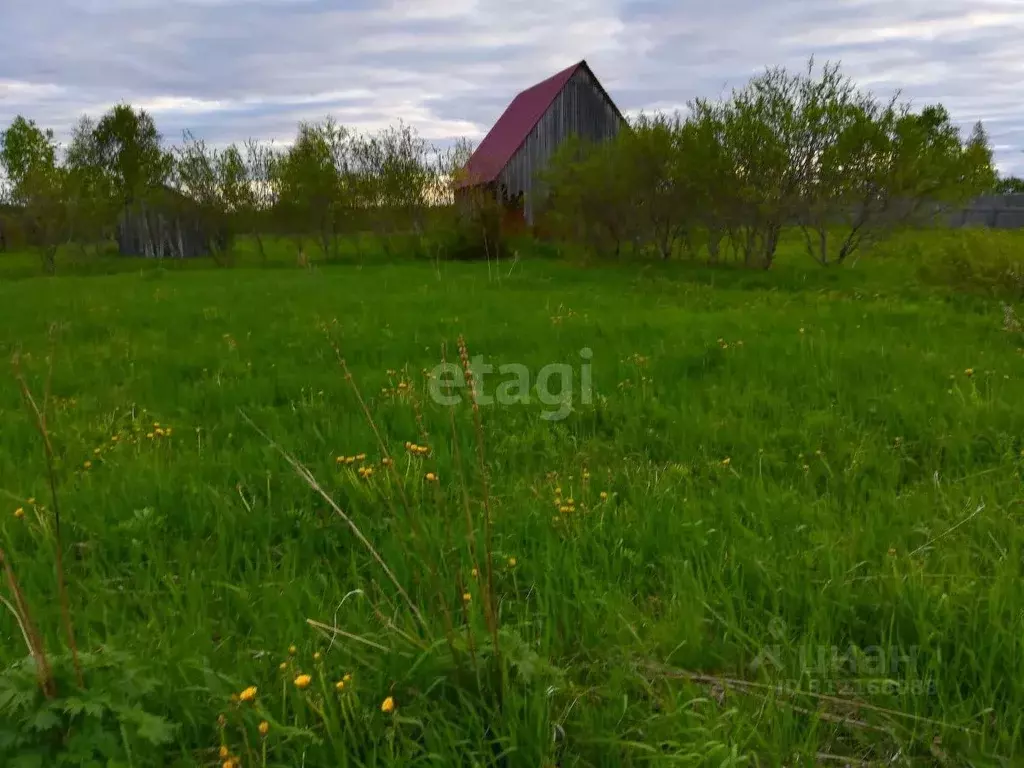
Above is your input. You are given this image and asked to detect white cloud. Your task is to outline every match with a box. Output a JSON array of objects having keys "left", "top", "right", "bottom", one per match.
[{"left": 0, "top": 0, "right": 1020, "bottom": 175}]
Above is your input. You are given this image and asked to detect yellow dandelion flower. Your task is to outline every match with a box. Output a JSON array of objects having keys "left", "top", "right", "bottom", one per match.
[
  {"left": 313, "top": 651, "right": 322, "bottom": 661},
  {"left": 381, "top": 696, "right": 395, "bottom": 713},
  {"left": 582, "top": 470, "right": 590, "bottom": 480},
  {"left": 425, "top": 472, "right": 437, "bottom": 482},
  {"left": 93, "top": 448, "right": 102, "bottom": 455},
  {"left": 239, "top": 686, "right": 257, "bottom": 703},
  {"left": 721, "top": 458, "right": 731, "bottom": 467},
  {"left": 165, "top": 427, "right": 173, "bottom": 436},
  {"left": 258, "top": 720, "right": 270, "bottom": 737},
  {"left": 356, "top": 453, "right": 366, "bottom": 461},
  {"left": 559, "top": 505, "right": 570, "bottom": 514},
  {"left": 219, "top": 746, "right": 230, "bottom": 758},
  {"left": 404, "top": 441, "right": 413, "bottom": 450},
  {"left": 83, "top": 460, "right": 92, "bottom": 469},
  {"left": 382, "top": 457, "right": 394, "bottom": 467},
  {"left": 965, "top": 368, "right": 974, "bottom": 377},
  {"left": 14, "top": 508, "right": 25, "bottom": 519},
  {"left": 335, "top": 680, "right": 345, "bottom": 691},
  {"left": 471, "top": 567, "right": 478, "bottom": 577},
  {"left": 554, "top": 487, "right": 562, "bottom": 495},
  {"left": 294, "top": 674, "right": 312, "bottom": 689},
  {"left": 567, "top": 498, "right": 574, "bottom": 505},
  {"left": 508, "top": 557, "right": 517, "bottom": 567},
  {"left": 343, "top": 673, "right": 352, "bottom": 683},
  {"left": 336, "top": 456, "right": 344, "bottom": 464},
  {"left": 27, "top": 497, "right": 35, "bottom": 505},
  {"left": 279, "top": 661, "right": 287, "bottom": 670},
  {"left": 599, "top": 491, "right": 608, "bottom": 500},
  {"left": 222, "top": 760, "right": 235, "bottom": 768},
  {"left": 146, "top": 432, "right": 154, "bottom": 439},
  {"left": 463, "top": 592, "right": 472, "bottom": 603},
  {"left": 887, "top": 547, "right": 897, "bottom": 556},
  {"left": 288, "top": 645, "right": 297, "bottom": 655}
]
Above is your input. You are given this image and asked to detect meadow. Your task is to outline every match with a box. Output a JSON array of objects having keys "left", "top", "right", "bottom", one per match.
[{"left": 1, "top": 231, "right": 1023, "bottom": 766}]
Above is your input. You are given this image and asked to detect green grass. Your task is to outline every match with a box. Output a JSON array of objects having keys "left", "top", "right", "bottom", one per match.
[{"left": 1, "top": 233, "right": 1023, "bottom": 766}]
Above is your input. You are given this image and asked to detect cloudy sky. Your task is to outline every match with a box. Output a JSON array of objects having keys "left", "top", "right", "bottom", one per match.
[{"left": 1, "top": 0, "right": 1022, "bottom": 175}]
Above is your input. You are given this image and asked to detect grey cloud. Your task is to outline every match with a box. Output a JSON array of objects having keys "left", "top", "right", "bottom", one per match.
[{"left": 0, "top": 0, "right": 1021, "bottom": 174}]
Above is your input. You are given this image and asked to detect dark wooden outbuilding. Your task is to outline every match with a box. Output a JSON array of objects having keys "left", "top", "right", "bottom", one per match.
[
  {"left": 456, "top": 59, "right": 628, "bottom": 226},
  {"left": 116, "top": 185, "right": 222, "bottom": 258}
]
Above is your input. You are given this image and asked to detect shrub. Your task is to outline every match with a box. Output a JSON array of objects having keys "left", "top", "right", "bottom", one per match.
[
  {"left": 436, "top": 196, "right": 507, "bottom": 262},
  {"left": 916, "top": 230, "right": 1024, "bottom": 299}
]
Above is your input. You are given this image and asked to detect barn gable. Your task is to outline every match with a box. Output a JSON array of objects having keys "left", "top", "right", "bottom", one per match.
[{"left": 458, "top": 60, "right": 627, "bottom": 224}]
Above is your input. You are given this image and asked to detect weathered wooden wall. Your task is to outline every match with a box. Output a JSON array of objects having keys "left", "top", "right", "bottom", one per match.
[
  {"left": 116, "top": 202, "right": 215, "bottom": 258},
  {"left": 498, "top": 67, "right": 625, "bottom": 224}
]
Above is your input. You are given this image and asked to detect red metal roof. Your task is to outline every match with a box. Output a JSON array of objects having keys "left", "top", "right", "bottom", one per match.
[{"left": 457, "top": 60, "right": 585, "bottom": 188}]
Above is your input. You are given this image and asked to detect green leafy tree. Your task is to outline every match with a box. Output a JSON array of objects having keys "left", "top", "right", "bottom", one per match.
[
  {"left": 60, "top": 104, "right": 174, "bottom": 258},
  {"left": 623, "top": 113, "right": 687, "bottom": 259},
  {"left": 962, "top": 121, "right": 998, "bottom": 193},
  {"left": 275, "top": 117, "right": 350, "bottom": 260},
  {"left": 172, "top": 131, "right": 236, "bottom": 261},
  {"left": 543, "top": 135, "right": 639, "bottom": 258},
  {"left": 996, "top": 175, "right": 1024, "bottom": 194},
  {"left": 64, "top": 116, "right": 118, "bottom": 250},
  {"left": 243, "top": 138, "right": 281, "bottom": 262},
  {"left": 350, "top": 121, "right": 434, "bottom": 255},
  {"left": 0, "top": 116, "right": 68, "bottom": 272},
  {"left": 91, "top": 104, "right": 173, "bottom": 209},
  {"left": 711, "top": 64, "right": 807, "bottom": 268},
  {"left": 0, "top": 116, "right": 58, "bottom": 206}
]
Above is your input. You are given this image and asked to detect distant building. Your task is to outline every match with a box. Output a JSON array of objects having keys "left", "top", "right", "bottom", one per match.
[
  {"left": 116, "top": 185, "right": 224, "bottom": 258},
  {"left": 456, "top": 59, "right": 628, "bottom": 226}
]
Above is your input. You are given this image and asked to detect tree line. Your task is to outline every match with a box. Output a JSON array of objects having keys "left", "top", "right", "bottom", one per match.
[
  {"left": 0, "top": 58, "right": 1019, "bottom": 272},
  {"left": 541, "top": 60, "right": 1009, "bottom": 268},
  {"left": 0, "top": 103, "right": 480, "bottom": 270}
]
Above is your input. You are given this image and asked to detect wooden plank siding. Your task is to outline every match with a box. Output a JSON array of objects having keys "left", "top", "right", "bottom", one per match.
[{"left": 497, "top": 67, "right": 625, "bottom": 224}]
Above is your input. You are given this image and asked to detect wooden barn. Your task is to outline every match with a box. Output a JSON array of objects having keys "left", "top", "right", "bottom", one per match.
[{"left": 456, "top": 59, "right": 628, "bottom": 227}]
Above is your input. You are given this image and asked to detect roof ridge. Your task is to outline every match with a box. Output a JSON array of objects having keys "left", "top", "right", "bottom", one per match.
[{"left": 458, "top": 60, "right": 588, "bottom": 188}]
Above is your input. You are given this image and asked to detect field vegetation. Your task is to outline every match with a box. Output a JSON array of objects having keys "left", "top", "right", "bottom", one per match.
[{"left": 1, "top": 59, "right": 1024, "bottom": 766}]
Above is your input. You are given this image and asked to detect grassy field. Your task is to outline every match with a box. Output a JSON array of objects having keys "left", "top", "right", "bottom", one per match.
[{"left": 1, "top": 234, "right": 1023, "bottom": 766}]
